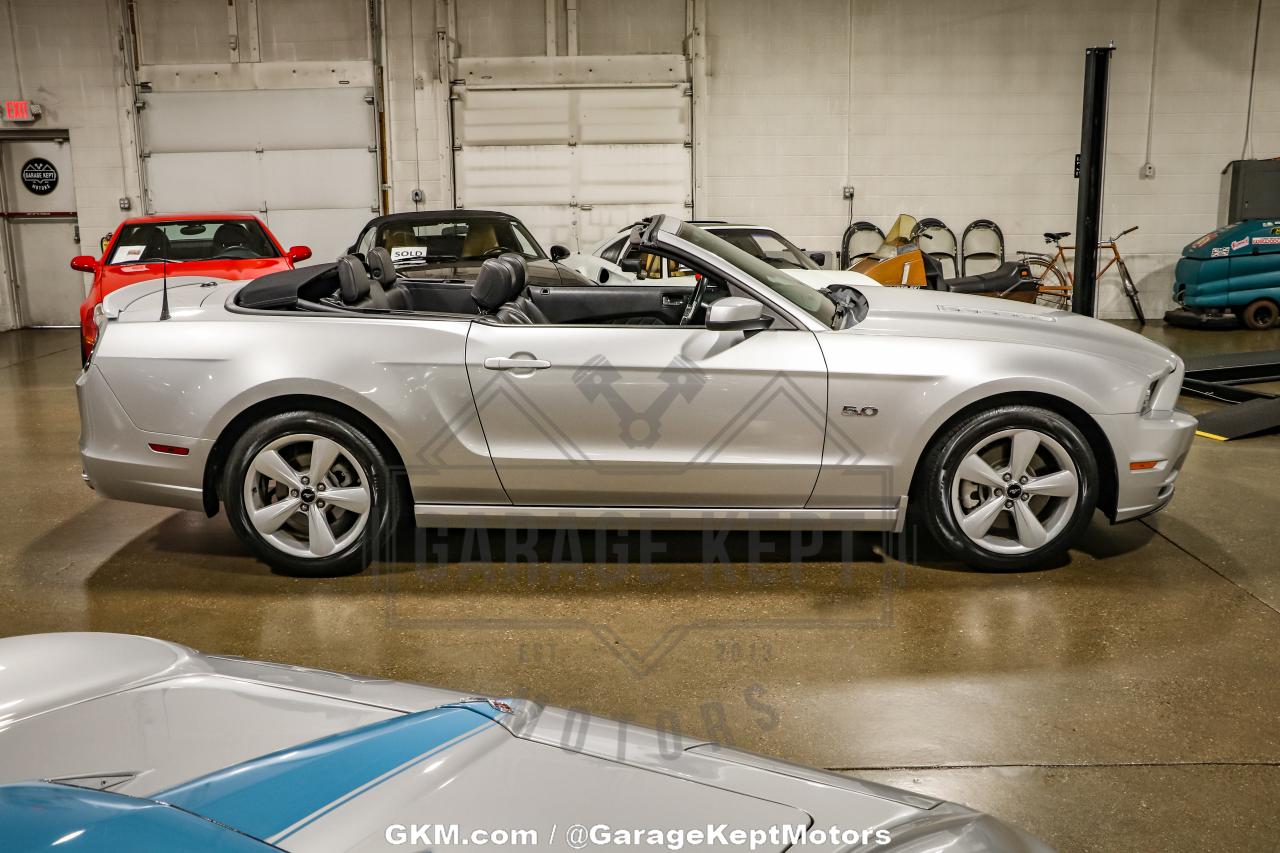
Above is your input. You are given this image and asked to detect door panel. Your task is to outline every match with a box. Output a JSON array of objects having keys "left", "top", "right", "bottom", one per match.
[
  {"left": 9, "top": 220, "right": 84, "bottom": 326},
  {"left": 465, "top": 324, "right": 827, "bottom": 507},
  {"left": 527, "top": 283, "right": 691, "bottom": 324},
  {"left": 1, "top": 139, "right": 84, "bottom": 326}
]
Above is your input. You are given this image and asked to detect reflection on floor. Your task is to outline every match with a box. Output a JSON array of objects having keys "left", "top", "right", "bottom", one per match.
[{"left": 1, "top": 323, "right": 1277, "bottom": 851}]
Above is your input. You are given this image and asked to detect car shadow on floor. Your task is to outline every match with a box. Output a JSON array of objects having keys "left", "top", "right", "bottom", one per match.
[{"left": 19, "top": 501, "right": 1156, "bottom": 595}]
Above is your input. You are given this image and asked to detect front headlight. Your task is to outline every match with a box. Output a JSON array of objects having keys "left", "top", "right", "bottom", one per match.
[{"left": 1140, "top": 377, "right": 1159, "bottom": 415}]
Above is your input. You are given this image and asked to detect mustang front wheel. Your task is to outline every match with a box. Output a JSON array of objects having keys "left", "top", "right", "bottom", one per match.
[
  {"left": 224, "top": 411, "right": 399, "bottom": 576},
  {"left": 918, "top": 405, "right": 1098, "bottom": 570}
]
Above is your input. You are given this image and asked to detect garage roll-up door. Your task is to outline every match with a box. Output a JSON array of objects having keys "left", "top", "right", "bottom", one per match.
[
  {"left": 140, "top": 88, "right": 378, "bottom": 262},
  {"left": 452, "top": 83, "right": 692, "bottom": 251}
]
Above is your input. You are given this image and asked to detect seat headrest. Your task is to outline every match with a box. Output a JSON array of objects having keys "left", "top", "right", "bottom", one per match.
[
  {"left": 366, "top": 247, "right": 397, "bottom": 287},
  {"left": 213, "top": 222, "right": 249, "bottom": 248},
  {"left": 336, "top": 255, "right": 371, "bottom": 304},
  {"left": 496, "top": 252, "right": 527, "bottom": 290},
  {"left": 472, "top": 254, "right": 527, "bottom": 312}
]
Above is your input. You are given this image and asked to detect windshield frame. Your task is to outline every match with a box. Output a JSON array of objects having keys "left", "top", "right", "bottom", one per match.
[
  {"left": 368, "top": 215, "right": 548, "bottom": 267},
  {"left": 673, "top": 222, "right": 838, "bottom": 328},
  {"left": 106, "top": 218, "right": 282, "bottom": 266},
  {"left": 710, "top": 227, "right": 820, "bottom": 270}
]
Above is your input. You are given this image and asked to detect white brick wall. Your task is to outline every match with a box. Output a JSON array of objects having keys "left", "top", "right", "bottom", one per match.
[
  {"left": 700, "top": 0, "right": 1280, "bottom": 318},
  {"left": 3, "top": 0, "right": 1276, "bottom": 329},
  {"left": 0, "top": 0, "right": 139, "bottom": 331}
]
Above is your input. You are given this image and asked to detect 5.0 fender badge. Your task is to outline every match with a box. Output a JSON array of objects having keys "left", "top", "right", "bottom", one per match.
[{"left": 842, "top": 405, "right": 879, "bottom": 417}]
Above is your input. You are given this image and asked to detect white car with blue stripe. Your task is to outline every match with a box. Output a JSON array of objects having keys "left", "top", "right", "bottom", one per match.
[{"left": 0, "top": 633, "right": 1048, "bottom": 851}]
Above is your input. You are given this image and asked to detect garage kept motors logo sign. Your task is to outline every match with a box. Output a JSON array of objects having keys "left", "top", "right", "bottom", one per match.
[{"left": 19, "top": 158, "right": 57, "bottom": 195}]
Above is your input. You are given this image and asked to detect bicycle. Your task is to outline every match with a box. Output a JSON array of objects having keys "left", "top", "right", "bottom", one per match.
[{"left": 1017, "top": 226, "right": 1145, "bottom": 325}]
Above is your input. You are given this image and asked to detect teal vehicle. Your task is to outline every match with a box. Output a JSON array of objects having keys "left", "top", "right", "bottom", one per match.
[{"left": 1166, "top": 219, "right": 1280, "bottom": 329}]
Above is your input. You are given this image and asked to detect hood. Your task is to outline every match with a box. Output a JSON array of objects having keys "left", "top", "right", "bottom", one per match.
[
  {"left": 0, "top": 635, "right": 1051, "bottom": 852},
  {"left": 788, "top": 268, "right": 883, "bottom": 289},
  {"left": 855, "top": 286, "right": 1179, "bottom": 377},
  {"left": 0, "top": 633, "right": 196, "bottom": 727},
  {"left": 0, "top": 782, "right": 275, "bottom": 852},
  {"left": 156, "top": 704, "right": 811, "bottom": 852},
  {"left": 101, "top": 257, "right": 289, "bottom": 290}
]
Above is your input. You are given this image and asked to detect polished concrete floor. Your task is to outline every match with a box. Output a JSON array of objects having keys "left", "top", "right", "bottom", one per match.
[{"left": 2, "top": 324, "right": 1278, "bottom": 851}]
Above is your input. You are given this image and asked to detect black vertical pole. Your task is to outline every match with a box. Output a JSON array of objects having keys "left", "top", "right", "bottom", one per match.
[{"left": 1073, "top": 44, "right": 1114, "bottom": 317}]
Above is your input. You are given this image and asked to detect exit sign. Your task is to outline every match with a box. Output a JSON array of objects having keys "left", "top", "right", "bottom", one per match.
[{"left": 4, "top": 100, "right": 39, "bottom": 122}]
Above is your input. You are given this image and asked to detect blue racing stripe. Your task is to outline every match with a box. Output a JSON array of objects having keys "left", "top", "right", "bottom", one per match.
[{"left": 156, "top": 706, "right": 494, "bottom": 843}]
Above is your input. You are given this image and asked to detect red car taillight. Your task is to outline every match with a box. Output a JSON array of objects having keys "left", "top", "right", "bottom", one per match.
[{"left": 84, "top": 303, "right": 107, "bottom": 366}]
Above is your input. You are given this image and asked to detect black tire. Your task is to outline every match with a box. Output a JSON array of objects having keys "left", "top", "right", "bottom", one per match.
[
  {"left": 1242, "top": 299, "right": 1279, "bottom": 330},
  {"left": 223, "top": 411, "right": 400, "bottom": 577},
  {"left": 915, "top": 405, "right": 1098, "bottom": 571}
]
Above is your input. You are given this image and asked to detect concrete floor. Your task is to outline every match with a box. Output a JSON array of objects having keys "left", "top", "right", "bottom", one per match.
[{"left": 1, "top": 323, "right": 1278, "bottom": 851}]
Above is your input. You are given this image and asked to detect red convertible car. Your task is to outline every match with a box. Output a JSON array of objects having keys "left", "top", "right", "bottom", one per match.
[{"left": 72, "top": 213, "right": 310, "bottom": 363}]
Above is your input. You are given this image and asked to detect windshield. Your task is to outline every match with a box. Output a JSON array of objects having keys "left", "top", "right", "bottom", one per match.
[
  {"left": 712, "top": 228, "right": 819, "bottom": 270},
  {"left": 108, "top": 219, "right": 278, "bottom": 265},
  {"left": 675, "top": 222, "right": 837, "bottom": 327},
  {"left": 370, "top": 216, "right": 545, "bottom": 267}
]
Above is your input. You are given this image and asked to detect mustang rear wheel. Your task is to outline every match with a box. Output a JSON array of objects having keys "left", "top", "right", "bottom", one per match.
[
  {"left": 917, "top": 405, "right": 1098, "bottom": 570},
  {"left": 224, "top": 411, "right": 399, "bottom": 577}
]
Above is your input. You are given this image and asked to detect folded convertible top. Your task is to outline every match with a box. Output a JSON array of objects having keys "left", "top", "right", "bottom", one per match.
[{"left": 236, "top": 262, "right": 339, "bottom": 309}]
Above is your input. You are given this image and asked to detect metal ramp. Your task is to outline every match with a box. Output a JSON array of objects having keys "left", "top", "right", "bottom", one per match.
[{"left": 1181, "top": 350, "right": 1280, "bottom": 440}]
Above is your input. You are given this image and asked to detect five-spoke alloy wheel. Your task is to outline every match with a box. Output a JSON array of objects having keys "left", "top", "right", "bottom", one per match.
[
  {"left": 917, "top": 405, "right": 1098, "bottom": 570},
  {"left": 224, "top": 411, "right": 400, "bottom": 576}
]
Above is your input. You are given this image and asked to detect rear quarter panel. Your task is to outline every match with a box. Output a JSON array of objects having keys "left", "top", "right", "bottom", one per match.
[{"left": 94, "top": 309, "right": 506, "bottom": 505}]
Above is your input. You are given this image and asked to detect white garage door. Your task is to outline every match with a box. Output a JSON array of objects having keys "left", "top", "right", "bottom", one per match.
[
  {"left": 140, "top": 88, "right": 378, "bottom": 262},
  {"left": 451, "top": 84, "right": 692, "bottom": 252}
]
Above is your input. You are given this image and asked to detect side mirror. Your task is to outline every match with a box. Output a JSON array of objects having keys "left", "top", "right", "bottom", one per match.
[
  {"left": 100, "top": 234, "right": 112, "bottom": 254},
  {"left": 70, "top": 255, "right": 99, "bottom": 273},
  {"left": 706, "top": 297, "right": 773, "bottom": 332},
  {"left": 597, "top": 267, "right": 611, "bottom": 284},
  {"left": 808, "top": 251, "right": 826, "bottom": 266},
  {"left": 287, "top": 245, "right": 313, "bottom": 264},
  {"left": 549, "top": 244, "right": 570, "bottom": 262}
]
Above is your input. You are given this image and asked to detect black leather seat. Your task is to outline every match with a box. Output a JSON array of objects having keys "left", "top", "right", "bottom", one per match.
[
  {"left": 136, "top": 225, "right": 170, "bottom": 261},
  {"left": 471, "top": 253, "right": 549, "bottom": 323},
  {"left": 212, "top": 223, "right": 251, "bottom": 253},
  {"left": 366, "top": 247, "right": 411, "bottom": 310},
  {"left": 336, "top": 255, "right": 388, "bottom": 309},
  {"left": 944, "top": 261, "right": 1033, "bottom": 295},
  {"left": 1044, "top": 231, "right": 1070, "bottom": 242}
]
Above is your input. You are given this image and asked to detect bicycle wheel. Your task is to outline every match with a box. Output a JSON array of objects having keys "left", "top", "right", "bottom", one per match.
[
  {"left": 1025, "top": 258, "right": 1070, "bottom": 310},
  {"left": 1117, "top": 260, "right": 1145, "bottom": 326}
]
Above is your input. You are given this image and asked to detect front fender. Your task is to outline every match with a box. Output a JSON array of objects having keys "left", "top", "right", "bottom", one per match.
[{"left": 810, "top": 333, "right": 1143, "bottom": 506}]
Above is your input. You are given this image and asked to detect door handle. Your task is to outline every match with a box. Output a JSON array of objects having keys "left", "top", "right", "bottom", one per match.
[
  {"left": 484, "top": 357, "right": 551, "bottom": 371},
  {"left": 661, "top": 294, "right": 687, "bottom": 306}
]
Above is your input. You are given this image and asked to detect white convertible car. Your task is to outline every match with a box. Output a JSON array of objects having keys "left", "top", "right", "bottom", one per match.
[
  {"left": 0, "top": 633, "right": 1050, "bottom": 851},
  {"left": 566, "top": 221, "right": 883, "bottom": 290}
]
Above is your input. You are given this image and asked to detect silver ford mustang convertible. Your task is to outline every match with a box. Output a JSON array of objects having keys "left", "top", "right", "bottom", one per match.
[
  {"left": 0, "top": 633, "right": 1050, "bottom": 851},
  {"left": 77, "top": 216, "right": 1194, "bottom": 576}
]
